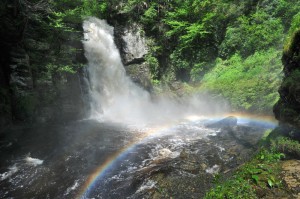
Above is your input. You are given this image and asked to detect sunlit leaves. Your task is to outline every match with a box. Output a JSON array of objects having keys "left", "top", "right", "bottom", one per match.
[
  {"left": 200, "top": 49, "right": 282, "bottom": 113},
  {"left": 220, "top": 10, "right": 284, "bottom": 58},
  {"left": 179, "top": 23, "right": 209, "bottom": 46},
  {"left": 165, "top": 20, "right": 188, "bottom": 37},
  {"left": 141, "top": 3, "right": 158, "bottom": 25}
]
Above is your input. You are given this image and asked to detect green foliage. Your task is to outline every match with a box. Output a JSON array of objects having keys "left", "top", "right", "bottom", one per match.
[
  {"left": 205, "top": 128, "right": 300, "bottom": 198},
  {"left": 3, "top": 0, "right": 299, "bottom": 119},
  {"left": 179, "top": 22, "right": 209, "bottom": 46},
  {"left": 119, "top": 0, "right": 146, "bottom": 14},
  {"left": 146, "top": 55, "right": 160, "bottom": 80},
  {"left": 284, "top": 14, "right": 300, "bottom": 54},
  {"left": 165, "top": 20, "right": 188, "bottom": 38},
  {"left": 46, "top": 63, "right": 80, "bottom": 74},
  {"left": 271, "top": 136, "right": 300, "bottom": 157},
  {"left": 169, "top": 49, "right": 190, "bottom": 70},
  {"left": 119, "top": 0, "right": 293, "bottom": 114},
  {"left": 109, "top": 1, "right": 295, "bottom": 102},
  {"left": 270, "top": 0, "right": 300, "bottom": 31},
  {"left": 82, "top": 0, "right": 108, "bottom": 18},
  {"left": 205, "top": 177, "right": 257, "bottom": 199},
  {"left": 220, "top": 10, "right": 284, "bottom": 58},
  {"left": 200, "top": 49, "right": 282, "bottom": 114},
  {"left": 205, "top": 149, "right": 283, "bottom": 199},
  {"left": 49, "top": 0, "right": 107, "bottom": 31},
  {"left": 190, "top": 61, "right": 215, "bottom": 82},
  {"left": 37, "top": 0, "right": 108, "bottom": 83},
  {"left": 164, "top": 0, "right": 224, "bottom": 53},
  {"left": 288, "top": 12, "right": 300, "bottom": 35},
  {"left": 141, "top": 3, "right": 158, "bottom": 25}
]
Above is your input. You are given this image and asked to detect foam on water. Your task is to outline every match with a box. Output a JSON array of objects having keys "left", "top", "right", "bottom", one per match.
[
  {"left": 79, "top": 16, "right": 279, "bottom": 198},
  {"left": 78, "top": 114, "right": 278, "bottom": 198},
  {"left": 65, "top": 180, "right": 80, "bottom": 196},
  {"left": 135, "top": 179, "right": 157, "bottom": 193},
  {"left": 0, "top": 164, "right": 18, "bottom": 181},
  {"left": 205, "top": 165, "right": 220, "bottom": 175},
  {"left": 25, "top": 156, "right": 44, "bottom": 166}
]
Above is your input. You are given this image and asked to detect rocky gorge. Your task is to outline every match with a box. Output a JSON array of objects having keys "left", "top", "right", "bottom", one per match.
[
  {"left": 0, "top": 1, "right": 154, "bottom": 126},
  {"left": 1, "top": 1, "right": 300, "bottom": 198}
]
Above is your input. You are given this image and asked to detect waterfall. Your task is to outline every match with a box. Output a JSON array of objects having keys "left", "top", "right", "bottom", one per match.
[
  {"left": 83, "top": 17, "right": 151, "bottom": 123},
  {"left": 82, "top": 17, "right": 228, "bottom": 124}
]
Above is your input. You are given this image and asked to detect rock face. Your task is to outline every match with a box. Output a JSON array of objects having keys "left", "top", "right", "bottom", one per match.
[
  {"left": 0, "top": 6, "right": 86, "bottom": 125},
  {"left": 114, "top": 22, "right": 152, "bottom": 91},
  {"left": 9, "top": 47, "right": 34, "bottom": 121},
  {"left": 273, "top": 30, "right": 300, "bottom": 139},
  {"left": 5, "top": 44, "right": 86, "bottom": 124},
  {"left": 120, "top": 23, "right": 148, "bottom": 65}
]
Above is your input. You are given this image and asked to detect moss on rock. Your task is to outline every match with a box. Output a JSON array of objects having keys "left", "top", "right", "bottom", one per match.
[{"left": 274, "top": 29, "right": 300, "bottom": 138}]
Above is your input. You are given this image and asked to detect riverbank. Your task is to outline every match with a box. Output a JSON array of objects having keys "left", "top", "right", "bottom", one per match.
[{"left": 205, "top": 130, "right": 300, "bottom": 198}]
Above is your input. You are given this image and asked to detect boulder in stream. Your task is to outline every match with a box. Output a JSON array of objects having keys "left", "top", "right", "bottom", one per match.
[{"left": 205, "top": 116, "right": 238, "bottom": 128}]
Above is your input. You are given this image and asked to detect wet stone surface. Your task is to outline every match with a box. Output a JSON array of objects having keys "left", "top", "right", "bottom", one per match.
[
  {"left": 0, "top": 118, "right": 270, "bottom": 198},
  {"left": 129, "top": 123, "right": 266, "bottom": 199}
]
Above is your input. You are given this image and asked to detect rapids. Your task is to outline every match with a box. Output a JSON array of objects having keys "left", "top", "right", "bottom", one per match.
[
  {"left": 0, "top": 17, "right": 277, "bottom": 198},
  {"left": 0, "top": 118, "right": 275, "bottom": 198}
]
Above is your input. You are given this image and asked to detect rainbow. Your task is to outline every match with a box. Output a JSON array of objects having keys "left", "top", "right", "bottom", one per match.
[
  {"left": 76, "top": 125, "right": 169, "bottom": 198},
  {"left": 76, "top": 113, "right": 278, "bottom": 198},
  {"left": 78, "top": 142, "right": 136, "bottom": 198}
]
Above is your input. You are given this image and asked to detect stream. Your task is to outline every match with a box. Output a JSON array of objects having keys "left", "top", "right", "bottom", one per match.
[
  {"left": 0, "top": 117, "right": 275, "bottom": 198},
  {"left": 0, "top": 17, "right": 277, "bottom": 199}
]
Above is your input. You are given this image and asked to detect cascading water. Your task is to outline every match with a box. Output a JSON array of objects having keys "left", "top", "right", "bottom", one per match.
[
  {"left": 0, "top": 17, "right": 276, "bottom": 199},
  {"left": 83, "top": 17, "right": 229, "bottom": 124},
  {"left": 83, "top": 17, "right": 151, "bottom": 123}
]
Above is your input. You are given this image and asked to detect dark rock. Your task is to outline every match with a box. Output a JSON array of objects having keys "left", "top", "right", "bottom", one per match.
[
  {"left": 205, "top": 116, "right": 238, "bottom": 128},
  {"left": 274, "top": 29, "right": 300, "bottom": 139},
  {"left": 130, "top": 122, "right": 265, "bottom": 199},
  {"left": 125, "top": 63, "right": 152, "bottom": 91}
]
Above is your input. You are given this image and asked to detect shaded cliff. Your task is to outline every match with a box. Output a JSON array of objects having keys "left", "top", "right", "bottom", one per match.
[
  {"left": 274, "top": 30, "right": 300, "bottom": 139},
  {"left": 0, "top": 1, "right": 87, "bottom": 126}
]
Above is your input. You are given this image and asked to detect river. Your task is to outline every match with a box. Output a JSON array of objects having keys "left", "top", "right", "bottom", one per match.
[
  {"left": 0, "top": 17, "right": 277, "bottom": 199},
  {"left": 0, "top": 117, "right": 275, "bottom": 198}
]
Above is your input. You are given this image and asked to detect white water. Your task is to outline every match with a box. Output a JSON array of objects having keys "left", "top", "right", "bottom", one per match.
[
  {"left": 83, "top": 17, "right": 152, "bottom": 123},
  {"left": 25, "top": 156, "right": 44, "bottom": 166},
  {"left": 0, "top": 164, "right": 18, "bottom": 181},
  {"left": 83, "top": 17, "right": 228, "bottom": 124}
]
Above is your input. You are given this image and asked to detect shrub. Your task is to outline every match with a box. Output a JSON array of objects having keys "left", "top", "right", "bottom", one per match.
[{"left": 199, "top": 49, "right": 282, "bottom": 114}]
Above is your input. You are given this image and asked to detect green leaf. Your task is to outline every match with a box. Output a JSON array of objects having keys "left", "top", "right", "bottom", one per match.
[
  {"left": 252, "top": 175, "right": 259, "bottom": 184},
  {"left": 165, "top": 20, "right": 188, "bottom": 37},
  {"left": 267, "top": 179, "right": 274, "bottom": 188}
]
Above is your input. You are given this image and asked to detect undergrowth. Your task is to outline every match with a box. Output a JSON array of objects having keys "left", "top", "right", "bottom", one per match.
[
  {"left": 204, "top": 131, "right": 300, "bottom": 199},
  {"left": 199, "top": 49, "right": 282, "bottom": 114}
]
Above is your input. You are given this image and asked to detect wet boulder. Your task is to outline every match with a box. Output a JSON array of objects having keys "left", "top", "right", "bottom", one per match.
[{"left": 205, "top": 116, "right": 238, "bottom": 128}]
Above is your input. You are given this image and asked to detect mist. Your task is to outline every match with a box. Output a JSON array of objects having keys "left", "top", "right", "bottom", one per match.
[{"left": 83, "top": 17, "right": 229, "bottom": 125}]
